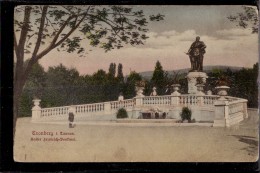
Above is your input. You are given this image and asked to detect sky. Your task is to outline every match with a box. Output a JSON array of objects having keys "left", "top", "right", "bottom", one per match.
[{"left": 15, "top": 5, "right": 259, "bottom": 75}]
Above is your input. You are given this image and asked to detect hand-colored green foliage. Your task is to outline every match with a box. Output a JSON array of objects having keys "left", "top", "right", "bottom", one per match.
[
  {"left": 116, "top": 108, "right": 128, "bottom": 118},
  {"left": 180, "top": 107, "right": 192, "bottom": 121},
  {"left": 228, "top": 6, "right": 258, "bottom": 33}
]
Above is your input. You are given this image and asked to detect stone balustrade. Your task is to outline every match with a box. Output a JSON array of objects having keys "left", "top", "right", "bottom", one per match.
[
  {"left": 75, "top": 103, "right": 105, "bottom": 114},
  {"left": 110, "top": 99, "right": 135, "bottom": 110},
  {"left": 226, "top": 99, "right": 248, "bottom": 126},
  {"left": 31, "top": 94, "right": 249, "bottom": 127},
  {"left": 41, "top": 106, "right": 70, "bottom": 117},
  {"left": 142, "top": 96, "right": 171, "bottom": 105}
]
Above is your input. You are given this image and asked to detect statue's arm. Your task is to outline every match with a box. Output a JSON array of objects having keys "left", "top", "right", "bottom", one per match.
[
  {"left": 187, "top": 42, "right": 195, "bottom": 53},
  {"left": 201, "top": 41, "right": 206, "bottom": 49}
]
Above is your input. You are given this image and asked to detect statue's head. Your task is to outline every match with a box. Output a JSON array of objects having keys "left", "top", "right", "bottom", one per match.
[{"left": 196, "top": 36, "right": 200, "bottom": 41}]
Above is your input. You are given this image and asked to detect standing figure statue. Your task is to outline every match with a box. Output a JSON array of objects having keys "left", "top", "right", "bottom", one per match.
[{"left": 186, "top": 36, "right": 206, "bottom": 72}]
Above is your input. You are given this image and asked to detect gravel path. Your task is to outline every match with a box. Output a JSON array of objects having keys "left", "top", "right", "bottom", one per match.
[{"left": 14, "top": 115, "right": 258, "bottom": 162}]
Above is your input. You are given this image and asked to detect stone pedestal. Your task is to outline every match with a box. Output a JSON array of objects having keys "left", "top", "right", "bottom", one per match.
[
  {"left": 213, "top": 100, "right": 229, "bottom": 127},
  {"left": 31, "top": 99, "right": 41, "bottom": 122},
  {"left": 104, "top": 102, "right": 111, "bottom": 115},
  {"left": 186, "top": 72, "right": 208, "bottom": 94}
]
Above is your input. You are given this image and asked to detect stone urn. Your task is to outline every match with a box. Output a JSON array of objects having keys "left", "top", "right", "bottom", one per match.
[
  {"left": 171, "top": 84, "right": 181, "bottom": 93},
  {"left": 135, "top": 86, "right": 145, "bottom": 97},
  {"left": 32, "top": 98, "right": 41, "bottom": 108},
  {"left": 196, "top": 84, "right": 205, "bottom": 95},
  {"left": 215, "top": 86, "right": 230, "bottom": 100}
]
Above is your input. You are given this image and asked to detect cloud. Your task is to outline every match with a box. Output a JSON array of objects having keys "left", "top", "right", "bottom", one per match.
[
  {"left": 215, "top": 28, "right": 252, "bottom": 40},
  {"left": 40, "top": 28, "right": 258, "bottom": 75}
]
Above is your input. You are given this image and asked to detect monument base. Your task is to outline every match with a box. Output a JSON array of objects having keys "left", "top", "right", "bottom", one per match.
[{"left": 186, "top": 72, "right": 208, "bottom": 94}]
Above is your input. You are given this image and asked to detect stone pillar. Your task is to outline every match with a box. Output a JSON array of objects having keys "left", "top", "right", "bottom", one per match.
[
  {"left": 186, "top": 72, "right": 208, "bottom": 94},
  {"left": 197, "top": 95, "right": 204, "bottom": 106},
  {"left": 135, "top": 96, "right": 143, "bottom": 106},
  {"left": 243, "top": 101, "right": 248, "bottom": 118},
  {"left": 133, "top": 96, "right": 144, "bottom": 119},
  {"left": 104, "top": 102, "right": 111, "bottom": 115},
  {"left": 171, "top": 92, "right": 180, "bottom": 106},
  {"left": 213, "top": 100, "right": 229, "bottom": 127},
  {"left": 31, "top": 99, "right": 41, "bottom": 122},
  {"left": 197, "top": 84, "right": 205, "bottom": 106},
  {"left": 169, "top": 89, "right": 181, "bottom": 119}
]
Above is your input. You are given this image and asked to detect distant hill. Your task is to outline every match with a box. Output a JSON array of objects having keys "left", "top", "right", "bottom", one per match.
[{"left": 138, "top": 66, "right": 243, "bottom": 80}]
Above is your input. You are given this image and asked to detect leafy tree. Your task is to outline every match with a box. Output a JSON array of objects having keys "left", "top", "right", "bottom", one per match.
[
  {"left": 19, "top": 62, "right": 47, "bottom": 116},
  {"left": 108, "top": 63, "right": 116, "bottom": 78},
  {"left": 43, "top": 64, "right": 80, "bottom": 107},
  {"left": 117, "top": 63, "right": 124, "bottom": 82},
  {"left": 116, "top": 108, "right": 128, "bottom": 118},
  {"left": 151, "top": 61, "right": 167, "bottom": 95},
  {"left": 123, "top": 71, "right": 142, "bottom": 98},
  {"left": 92, "top": 69, "right": 108, "bottom": 83},
  {"left": 232, "top": 63, "right": 258, "bottom": 108},
  {"left": 206, "top": 64, "right": 258, "bottom": 108},
  {"left": 13, "top": 5, "right": 164, "bottom": 134},
  {"left": 180, "top": 107, "right": 192, "bottom": 122},
  {"left": 228, "top": 5, "right": 259, "bottom": 33}
]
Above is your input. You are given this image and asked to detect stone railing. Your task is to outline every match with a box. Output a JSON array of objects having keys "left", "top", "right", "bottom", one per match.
[
  {"left": 203, "top": 95, "right": 220, "bottom": 105},
  {"left": 75, "top": 103, "right": 105, "bottom": 114},
  {"left": 226, "top": 99, "right": 248, "bottom": 126},
  {"left": 142, "top": 96, "right": 171, "bottom": 105},
  {"left": 31, "top": 94, "right": 249, "bottom": 127},
  {"left": 213, "top": 98, "right": 248, "bottom": 127},
  {"left": 41, "top": 106, "right": 70, "bottom": 118},
  {"left": 110, "top": 99, "right": 135, "bottom": 110}
]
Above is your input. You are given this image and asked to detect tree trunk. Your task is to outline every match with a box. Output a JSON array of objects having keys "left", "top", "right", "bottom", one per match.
[{"left": 13, "top": 75, "right": 27, "bottom": 138}]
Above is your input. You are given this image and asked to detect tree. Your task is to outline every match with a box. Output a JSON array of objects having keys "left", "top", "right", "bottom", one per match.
[
  {"left": 108, "top": 63, "right": 116, "bottom": 78},
  {"left": 19, "top": 62, "right": 47, "bottom": 116},
  {"left": 151, "top": 61, "right": 167, "bottom": 95},
  {"left": 44, "top": 64, "right": 80, "bottom": 106},
  {"left": 228, "top": 5, "right": 259, "bottom": 33},
  {"left": 13, "top": 5, "right": 164, "bottom": 135},
  {"left": 117, "top": 63, "right": 124, "bottom": 82},
  {"left": 123, "top": 71, "right": 142, "bottom": 98},
  {"left": 92, "top": 69, "right": 108, "bottom": 82}
]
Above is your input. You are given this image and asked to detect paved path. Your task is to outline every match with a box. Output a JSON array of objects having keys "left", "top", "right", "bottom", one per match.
[{"left": 14, "top": 115, "right": 258, "bottom": 162}]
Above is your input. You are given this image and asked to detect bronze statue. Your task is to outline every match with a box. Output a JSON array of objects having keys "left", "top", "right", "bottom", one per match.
[{"left": 186, "top": 36, "right": 206, "bottom": 72}]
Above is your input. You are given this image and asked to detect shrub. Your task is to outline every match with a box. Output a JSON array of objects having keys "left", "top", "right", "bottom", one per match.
[
  {"left": 180, "top": 107, "right": 192, "bottom": 122},
  {"left": 116, "top": 108, "right": 128, "bottom": 118}
]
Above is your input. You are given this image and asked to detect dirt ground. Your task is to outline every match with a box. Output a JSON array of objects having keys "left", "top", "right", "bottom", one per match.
[{"left": 14, "top": 114, "right": 258, "bottom": 162}]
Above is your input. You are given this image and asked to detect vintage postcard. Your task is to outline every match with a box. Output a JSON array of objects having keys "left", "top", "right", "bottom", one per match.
[{"left": 13, "top": 5, "right": 258, "bottom": 162}]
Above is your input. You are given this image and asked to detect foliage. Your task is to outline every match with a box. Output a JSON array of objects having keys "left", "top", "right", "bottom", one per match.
[
  {"left": 196, "top": 77, "right": 204, "bottom": 85},
  {"left": 117, "top": 63, "right": 124, "bottom": 82},
  {"left": 13, "top": 5, "right": 164, "bottom": 133},
  {"left": 116, "top": 108, "right": 128, "bottom": 118},
  {"left": 123, "top": 71, "right": 143, "bottom": 99},
  {"left": 206, "top": 63, "right": 258, "bottom": 108},
  {"left": 108, "top": 63, "right": 116, "bottom": 78},
  {"left": 180, "top": 107, "right": 192, "bottom": 122},
  {"left": 151, "top": 61, "right": 168, "bottom": 95},
  {"left": 19, "top": 62, "right": 259, "bottom": 117},
  {"left": 228, "top": 6, "right": 259, "bottom": 33}
]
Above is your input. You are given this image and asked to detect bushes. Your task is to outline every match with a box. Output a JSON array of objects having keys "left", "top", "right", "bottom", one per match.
[
  {"left": 116, "top": 108, "right": 128, "bottom": 118},
  {"left": 180, "top": 107, "right": 192, "bottom": 122}
]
